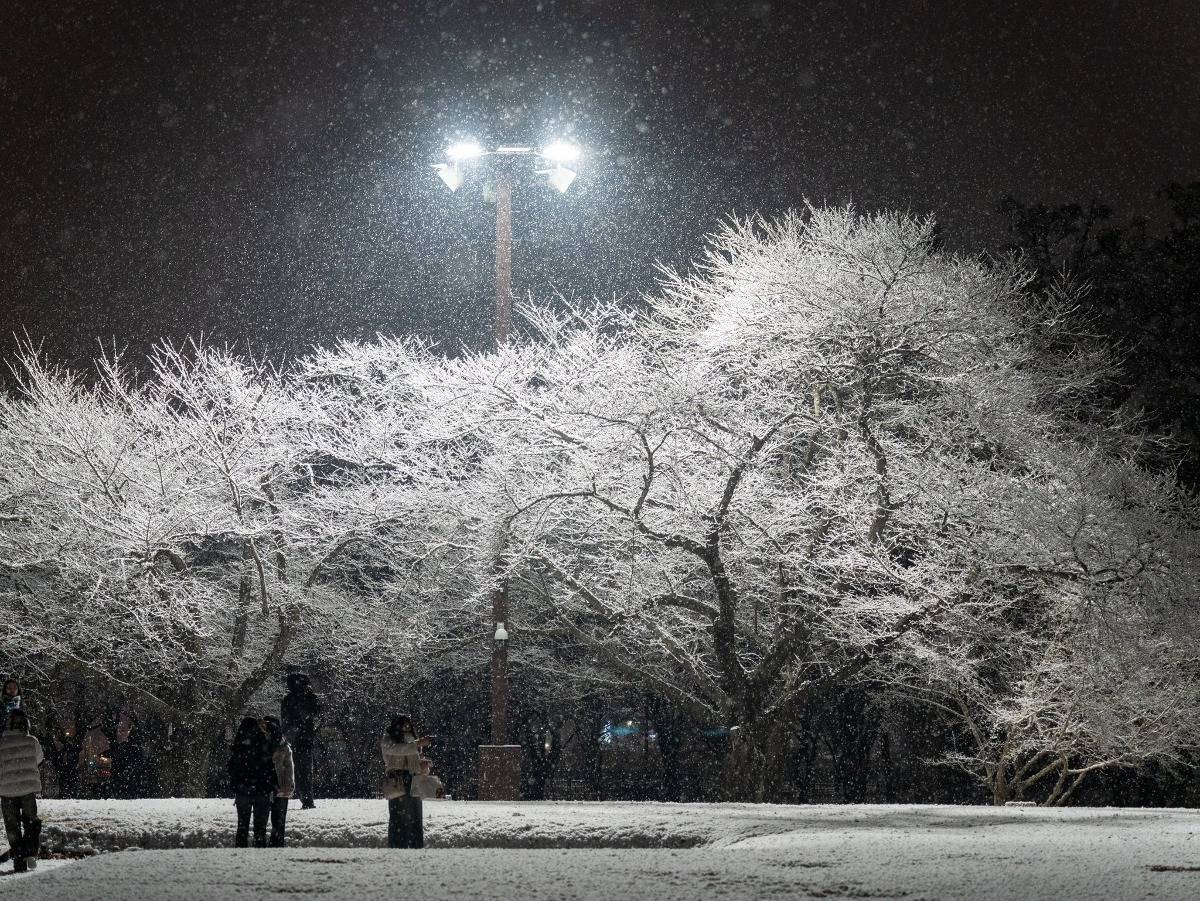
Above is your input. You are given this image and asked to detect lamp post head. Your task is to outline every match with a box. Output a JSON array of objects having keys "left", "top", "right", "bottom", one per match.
[
  {"left": 433, "top": 163, "right": 462, "bottom": 192},
  {"left": 544, "top": 166, "right": 577, "bottom": 193},
  {"left": 540, "top": 140, "right": 581, "bottom": 164},
  {"left": 494, "top": 622, "right": 509, "bottom": 642},
  {"left": 446, "top": 140, "right": 485, "bottom": 162},
  {"left": 433, "top": 138, "right": 582, "bottom": 193}
]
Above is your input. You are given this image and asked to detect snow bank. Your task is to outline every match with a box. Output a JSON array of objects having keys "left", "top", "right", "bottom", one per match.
[
  {"left": 33, "top": 798, "right": 1200, "bottom": 857},
  {"left": 9, "top": 804, "right": 1200, "bottom": 901},
  {"left": 37, "top": 798, "right": 794, "bottom": 853}
]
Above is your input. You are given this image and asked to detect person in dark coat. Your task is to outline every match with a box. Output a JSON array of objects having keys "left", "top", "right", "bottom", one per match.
[
  {"left": 109, "top": 716, "right": 152, "bottom": 799},
  {"left": 47, "top": 723, "right": 82, "bottom": 798},
  {"left": 227, "top": 716, "right": 276, "bottom": 848},
  {"left": 280, "top": 672, "right": 321, "bottom": 809}
]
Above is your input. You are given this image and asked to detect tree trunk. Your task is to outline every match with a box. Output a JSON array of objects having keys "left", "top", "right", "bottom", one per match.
[
  {"left": 723, "top": 723, "right": 793, "bottom": 802},
  {"left": 991, "top": 764, "right": 1010, "bottom": 806},
  {"left": 648, "top": 696, "right": 687, "bottom": 802}
]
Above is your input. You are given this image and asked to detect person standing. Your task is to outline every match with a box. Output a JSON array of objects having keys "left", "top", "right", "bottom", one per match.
[
  {"left": 280, "top": 672, "right": 321, "bottom": 809},
  {"left": 0, "top": 681, "right": 21, "bottom": 736},
  {"left": 0, "top": 710, "right": 44, "bottom": 873},
  {"left": 381, "top": 714, "right": 432, "bottom": 849},
  {"left": 48, "top": 723, "right": 82, "bottom": 798},
  {"left": 227, "top": 716, "right": 275, "bottom": 848},
  {"left": 110, "top": 719, "right": 154, "bottom": 799},
  {"left": 263, "top": 716, "right": 294, "bottom": 847},
  {"left": 2, "top": 681, "right": 20, "bottom": 717}
]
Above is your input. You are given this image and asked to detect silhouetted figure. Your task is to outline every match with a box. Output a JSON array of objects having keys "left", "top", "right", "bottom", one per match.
[
  {"left": 109, "top": 717, "right": 153, "bottom": 799},
  {"left": 227, "top": 716, "right": 275, "bottom": 848},
  {"left": 280, "top": 672, "right": 321, "bottom": 809},
  {"left": 48, "top": 725, "right": 82, "bottom": 798}
]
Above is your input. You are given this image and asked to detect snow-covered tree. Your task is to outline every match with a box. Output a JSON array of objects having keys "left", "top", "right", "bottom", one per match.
[
  {"left": 913, "top": 458, "right": 1200, "bottom": 804},
  {"left": 3, "top": 205, "right": 1196, "bottom": 804},
  {"left": 441, "top": 207, "right": 1200, "bottom": 799},
  {"left": 0, "top": 344, "right": 448, "bottom": 791}
]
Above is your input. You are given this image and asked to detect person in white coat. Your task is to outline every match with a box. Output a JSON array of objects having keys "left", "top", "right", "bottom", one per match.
[
  {"left": 0, "top": 709, "right": 43, "bottom": 873},
  {"left": 381, "top": 714, "right": 431, "bottom": 849},
  {"left": 263, "top": 716, "right": 294, "bottom": 847}
]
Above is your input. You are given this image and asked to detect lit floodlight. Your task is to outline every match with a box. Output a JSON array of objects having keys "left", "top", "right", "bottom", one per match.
[
  {"left": 434, "top": 163, "right": 462, "bottom": 192},
  {"left": 446, "top": 140, "right": 485, "bottom": 161},
  {"left": 541, "top": 140, "right": 581, "bottom": 163},
  {"left": 545, "top": 166, "right": 577, "bottom": 193}
]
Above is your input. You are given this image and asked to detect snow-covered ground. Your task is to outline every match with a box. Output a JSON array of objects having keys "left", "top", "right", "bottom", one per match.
[{"left": 8, "top": 800, "right": 1200, "bottom": 899}]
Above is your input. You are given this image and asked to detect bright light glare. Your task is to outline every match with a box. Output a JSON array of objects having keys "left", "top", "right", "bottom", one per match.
[
  {"left": 541, "top": 140, "right": 581, "bottom": 163},
  {"left": 547, "top": 166, "right": 577, "bottom": 193},
  {"left": 446, "top": 140, "right": 485, "bottom": 161},
  {"left": 433, "top": 163, "right": 462, "bottom": 192}
]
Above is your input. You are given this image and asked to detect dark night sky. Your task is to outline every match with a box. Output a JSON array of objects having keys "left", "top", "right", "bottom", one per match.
[{"left": 2, "top": 0, "right": 1198, "bottom": 362}]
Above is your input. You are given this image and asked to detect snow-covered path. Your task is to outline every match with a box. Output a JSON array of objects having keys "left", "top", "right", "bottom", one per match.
[{"left": 9, "top": 801, "right": 1200, "bottom": 899}]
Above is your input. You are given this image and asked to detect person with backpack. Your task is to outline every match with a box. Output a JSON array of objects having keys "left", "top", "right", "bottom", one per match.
[
  {"left": 0, "top": 709, "right": 43, "bottom": 873},
  {"left": 381, "top": 714, "right": 432, "bottom": 849},
  {"left": 262, "top": 716, "right": 294, "bottom": 847},
  {"left": 280, "top": 672, "right": 321, "bottom": 809},
  {"left": 227, "top": 716, "right": 276, "bottom": 848}
]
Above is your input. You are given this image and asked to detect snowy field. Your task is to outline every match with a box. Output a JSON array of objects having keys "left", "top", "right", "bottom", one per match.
[{"left": 6, "top": 800, "right": 1200, "bottom": 899}]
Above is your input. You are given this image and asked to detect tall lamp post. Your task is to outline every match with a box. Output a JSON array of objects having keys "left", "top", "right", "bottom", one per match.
[
  {"left": 434, "top": 139, "right": 580, "bottom": 348},
  {"left": 434, "top": 137, "right": 581, "bottom": 800}
]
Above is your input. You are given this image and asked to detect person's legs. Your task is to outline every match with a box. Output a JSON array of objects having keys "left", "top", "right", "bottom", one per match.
[
  {"left": 394, "top": 797, "right": 414, "bottom": 848},
  {"left": 269, "top": 796, "right": 288, "bottom": 847},
  {"left": 405, "top": 796, "right": 424, "bottom": 849},
  {"left": 234, "top": 796, "right": 252, "bottom": 847},
  {"left": 251, "top": 796, "right": 271, "bottom": 848},
  {"left": 294, "top": 744, "right": 314, "bottom": 807},
  {"left": 387, "top": 798, "right": 403, "bottom": 848},
  {"left": 2, "top": 797, "right": 21, "bottom": 846},
  {"left": 2, "top": 797, "right": 25, "bottom": 869},
  {"left": 19, "top": 796, "right": 39, "bottom": 867}
]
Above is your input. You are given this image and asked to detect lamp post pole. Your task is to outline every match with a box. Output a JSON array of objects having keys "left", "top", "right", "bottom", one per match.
[
  {"left": 433, "top": 139, "right": 580, "bottom": 800},
  {"left": 493, "top": 169, "right": 514, "bottom": 349},
  {"left": 491, "top": 167, "right": 513, "bottom": 749},
  {"left": 490, "top": 580, "right": 509, "bottom": 745}
]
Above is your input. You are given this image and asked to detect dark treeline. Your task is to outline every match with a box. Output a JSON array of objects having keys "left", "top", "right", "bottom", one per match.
[
  {"left": 18, "top": 663, "right": 1200, "bottom": 807},
  {"left": 997, "top": 182, "right": 1200, "bottom": 490}
]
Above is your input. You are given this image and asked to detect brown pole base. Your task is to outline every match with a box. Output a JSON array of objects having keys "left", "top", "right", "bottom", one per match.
[{"left": 478, "top": 744, "right": 523, "bottom": 800}]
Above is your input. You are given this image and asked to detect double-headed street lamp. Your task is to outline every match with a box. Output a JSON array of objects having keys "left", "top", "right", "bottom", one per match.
[
  {"left": 433, "top": 137, "right": 581, "bottom": 801},
  {"left": 434, "top": 139, "right": 581, "bottom": 347}
]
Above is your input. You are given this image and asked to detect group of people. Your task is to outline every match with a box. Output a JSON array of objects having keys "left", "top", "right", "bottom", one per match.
[
  {"left": 227, "top": 675, "right": 444, "bottom": 850},
  {"left": 225, "top": 671, "right": 324, "bottom": 848},
  {"left": 0, "top": 671, "right": 447, "bottom": 868}
]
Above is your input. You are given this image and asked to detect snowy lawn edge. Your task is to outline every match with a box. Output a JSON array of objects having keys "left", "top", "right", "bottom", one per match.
[{"left": 35, "top": 799, "right": 1200, "bottom": 856}]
